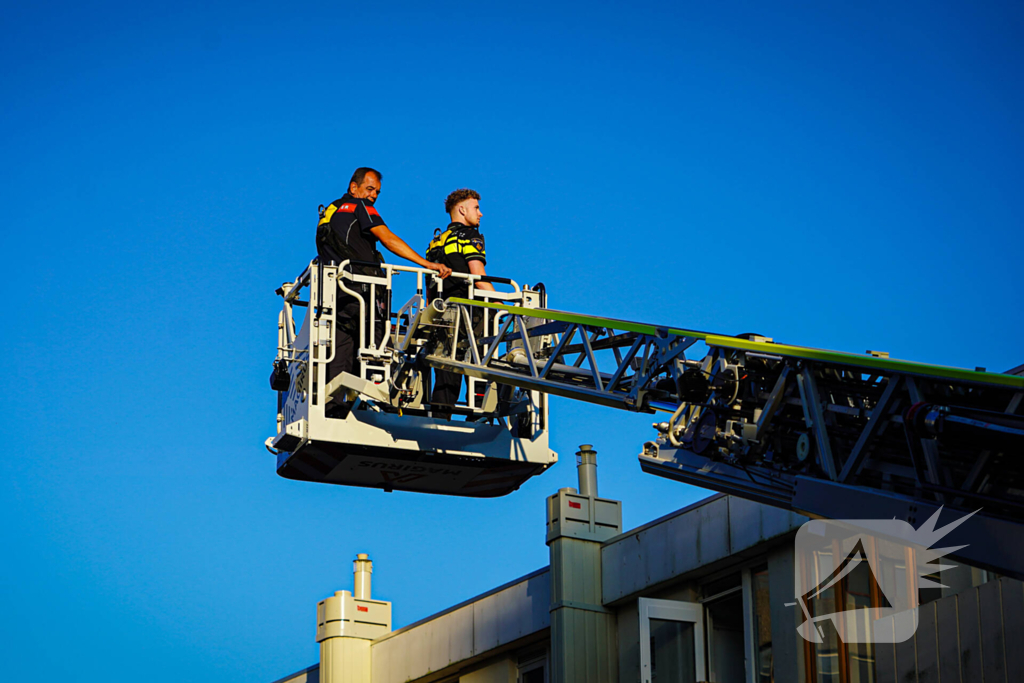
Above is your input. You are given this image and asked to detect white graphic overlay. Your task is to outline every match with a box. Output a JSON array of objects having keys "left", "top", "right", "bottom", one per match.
[{"left": 791, "top": 509, "right": 975, "bottom": 644}]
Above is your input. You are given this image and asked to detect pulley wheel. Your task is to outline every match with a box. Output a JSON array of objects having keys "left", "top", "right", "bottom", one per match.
[{"left": 691, "top": 409, "right": 718, "bottom": 455}]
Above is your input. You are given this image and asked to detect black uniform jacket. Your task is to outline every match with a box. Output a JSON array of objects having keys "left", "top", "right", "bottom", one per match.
[
  {"left": 316, "top": 193, "right": 386, "bottom": 268},
  {"left": 425, "top": 222, "right": 486, "bottom": 299}
]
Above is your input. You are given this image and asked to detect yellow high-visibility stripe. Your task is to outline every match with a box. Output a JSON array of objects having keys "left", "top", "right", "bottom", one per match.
[
  {"left": 318, "top": 204, "right": 338, "bottom": 228},
  {"left": 427, "top": 230, "right": 453, "bottom": 253},
  {"left": 428, "top": 229, "right": 486, "bottom": 260}
]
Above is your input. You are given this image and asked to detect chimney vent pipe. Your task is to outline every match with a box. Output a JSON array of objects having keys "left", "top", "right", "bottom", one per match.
[
  {"left": 576, "top": 444, "right": 598, "bottom": 497},
  {"left": 353, "top": 553, "right": 372, "bottom": 599}
]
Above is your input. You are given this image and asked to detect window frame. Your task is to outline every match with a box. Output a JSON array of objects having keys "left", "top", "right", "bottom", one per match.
[
  {"left": 638, "top": 596, "right": 707, "bottom": 683},
  {"left": 517, "top": 647, "right": 547, "bottom": 683}
]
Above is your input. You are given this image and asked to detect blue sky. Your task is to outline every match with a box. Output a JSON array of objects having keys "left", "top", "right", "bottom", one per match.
[{"left": 2, "top": 1, "right": 1022, "bottom": 681}]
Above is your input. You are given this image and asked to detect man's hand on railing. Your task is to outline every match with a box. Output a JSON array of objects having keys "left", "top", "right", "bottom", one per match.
[
  {"left": 369, "top": 225, "right": 453, "bottom": 278},
  {"left": 427, "top": 261, "right": 452, "bottom": 278}
]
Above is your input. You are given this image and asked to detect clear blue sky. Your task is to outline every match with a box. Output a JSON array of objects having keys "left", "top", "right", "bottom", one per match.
[{"left": 3, "top": 1, "right": 1022, "bottom": 681}]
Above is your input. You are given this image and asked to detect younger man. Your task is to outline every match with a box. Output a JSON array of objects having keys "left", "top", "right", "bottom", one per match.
[{"left": 425, "top": 189, "right": 493, "bottom": 418}]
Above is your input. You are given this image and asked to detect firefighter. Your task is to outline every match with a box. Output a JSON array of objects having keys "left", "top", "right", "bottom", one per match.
[
  {"left": 316, "top": 167, "right": 451, "bottom": 417},
  {"left": 425, "top": 188, "right": 493, "bottom": 419}
]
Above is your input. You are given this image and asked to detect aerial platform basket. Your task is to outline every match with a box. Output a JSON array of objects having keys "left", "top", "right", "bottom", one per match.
[{"left": 267, "top": 259, "right": 557, "bottom": 497}]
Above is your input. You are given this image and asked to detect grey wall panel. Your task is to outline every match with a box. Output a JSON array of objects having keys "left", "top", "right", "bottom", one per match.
[
  {"left": 894, "top": 618, "right": 917, "bottom": 683},
  {"left": 495, "top": 584, "right": 523, "bottom": 645},
  {"left": 978, "top": 580, "right": 1006, "bottom": 683},
  {"left": 877, "top": 580, "right": 1024, "bottom": 683},
  {"left": 406, "top": 620, "right": 432, "bottom": 681},
  {"left": 935, "top": 595, "right": 961, "bottom": 683},
  {"left": 602, "top": 544, "right": 622, "bottom": 604},
  {"left": 767, "top": 545, "right": 801, "bottom": 683},
  {"left": 641, "top": 519, "right": 668, "bottom": 589},
  {"left": 527, "top": 576, "right": 549, "bottom": 635},
  {"left": 915, "top": 602, "right": 938, "bottom": 683},
  {"left": 602, "top": 495, "right": 804, "bottom": 605},
  {"left": 430, "top": 609, "right": 473, "bottom": 674},
  {"left": 450, "top": 609, "right": 476, "bottom": 668},
  {"left": 497, "top": 579, "right": 542, "bottom": 645},
  {"left": 729, "top": 496, "right": 808, "bottom": 553},
  {"left": 999, "top": 578, "right": 1024, "bottom": 682},
  {"left": 664, "top": 505, "right": 700, "bottom": 579},
  {"left": 957, "top": 588, "right": 983, "bottom": 683},
  {"left": 371, "top": 571, "right": 550, "bottom": 683},
  {"left": 695, "top": 495, "right": 732, "bottom": 567},
  {"left": 475, "top": 595, "right": 500, "bottom": 654},
  {"left": 873, "top": 627, "right": 897, "bottom": 683},
  {"left": 728, "top": 495, "right": 764, "bottom": 552},
  {"left": 728, "top": 495, "right": 787, "bottom": 553},
  {"left": 615, "top": 601, "right": 640, "bottom": 683}
]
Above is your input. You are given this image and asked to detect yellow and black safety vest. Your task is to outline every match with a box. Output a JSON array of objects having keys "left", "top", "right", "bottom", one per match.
[{"left": 425, "top": 222, "right": 486, "bottom": 299}]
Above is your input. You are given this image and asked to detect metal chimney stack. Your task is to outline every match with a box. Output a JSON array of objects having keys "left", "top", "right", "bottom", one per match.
[
  {"left": 316, "top": 552, "right": 390, "bottom": 683},
  {"left": 353, "top": 553, "right": 372, "bottom": 599},
  {"left": 547, "top": 444, "right": 621, "bottom": 683},
  {"left": 576, "top": 444, "right": 598, "bottom": 497}
]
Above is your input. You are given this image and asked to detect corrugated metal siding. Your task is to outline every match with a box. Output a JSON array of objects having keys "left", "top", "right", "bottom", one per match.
[
  {"left": 550, "top": 608, "right": 617, "bottom": 683},
  {"left": 874, "top": 577, "right": 1024, "bottom": 683},
  {"left": 549, "top": 539, "right": 601, "bottom": 606},
  {"left": 602, "top": 495, "right": 806, "bottom": 604},
  {"left": 549, "top": 539, "right": 617, "bottom": 683},
  {"left": 371, "top": 570, "right": 550, "bottom": 683}
]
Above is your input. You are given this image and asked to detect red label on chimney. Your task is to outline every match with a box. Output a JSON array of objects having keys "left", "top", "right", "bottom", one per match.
[
  {"left": 357, "top": 606, "right": 369, "bottom": 612},
  {"left": 568, "top": 501, "right": 582, "bottom": 509}
]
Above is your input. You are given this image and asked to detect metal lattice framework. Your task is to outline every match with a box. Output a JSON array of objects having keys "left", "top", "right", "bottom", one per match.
[
  {"left": 422, "top": 298, "right": 702, "bottom": 412},
  {"left": 271, "top": 266, "right": 1024, "bottom": 574},
  {"left": 424, "top": 298, "right": 1024, "bottom": 576}
]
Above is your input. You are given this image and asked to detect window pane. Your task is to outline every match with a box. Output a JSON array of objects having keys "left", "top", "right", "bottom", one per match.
[
  {"left": 707, "top": 593, "right": 745, "bottom": 683},
  {"left": 649, "top": 618, "right": 696, "bottom": 683},
  {"left": 810, "top": 550, "right": 841, "bottom": 683},
  {"left": 520, "top": 667, "right": 544, "bottom": 683},
  {"left": 843, "top": 559, "right": 876, "bottom": 683}
]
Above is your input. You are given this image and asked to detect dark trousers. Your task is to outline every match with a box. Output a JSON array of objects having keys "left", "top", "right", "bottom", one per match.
[
  {"left": 325, "top": 290, "right": 386, "bottom": 409},
  {"left": 430, "top": 369, "right": 464, "bottom": 419},
  {"left": 428, "top": 302, "right": 484, "bottom": 419},
  {"left": 325, "top": 330, "right": 357, "bottom": 409}
]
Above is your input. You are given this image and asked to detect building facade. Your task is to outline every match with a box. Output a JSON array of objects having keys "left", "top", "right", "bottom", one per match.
[{"left": 273, "top": 455, "right": 1017, "bottom": 683}]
